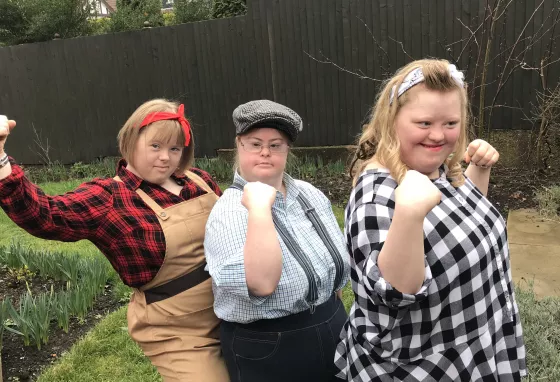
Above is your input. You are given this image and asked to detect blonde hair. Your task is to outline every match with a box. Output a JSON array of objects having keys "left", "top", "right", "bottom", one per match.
[
  {"left": 351, "top": 59, "right": 469, "bottom": 187},
  {"left": 117, "top": 99, "right": 195, "bottom": 174}
]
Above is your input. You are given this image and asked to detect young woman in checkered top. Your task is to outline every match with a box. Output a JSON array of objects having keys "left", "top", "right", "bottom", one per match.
[{"left": 335, "top": 59, "right": 527, "bottom": 381}]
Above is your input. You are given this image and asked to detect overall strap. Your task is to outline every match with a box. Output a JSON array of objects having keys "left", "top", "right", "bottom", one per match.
[
  {"left": 296, "top": 192, "right": 345, "bottom": 293},
  {"left": 230, "top": 182, "right": 319, "bottom": 312}
]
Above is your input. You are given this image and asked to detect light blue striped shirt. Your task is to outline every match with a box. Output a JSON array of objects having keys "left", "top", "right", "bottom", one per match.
[{"left": 204, "top": 171, "right": 350, "bottom": 323}]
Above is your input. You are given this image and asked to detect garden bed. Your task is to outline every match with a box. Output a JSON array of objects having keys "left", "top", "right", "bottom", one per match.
[{"left": 1, "top": 269, "right": 123, "bottom": 381}]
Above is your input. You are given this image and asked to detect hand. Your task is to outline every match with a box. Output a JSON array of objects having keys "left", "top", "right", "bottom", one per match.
[
  {"left": 464, "top": 139, "right": 499, "bottom": 169},
  {"left": 241, "top": 182, "right": 277, "bottom": 211},
  {"left": 0, "top": 116, "right": 16, "bottom": 154},
  {"left": 395, "top": 170, "right": 441, "bottom": 218}
]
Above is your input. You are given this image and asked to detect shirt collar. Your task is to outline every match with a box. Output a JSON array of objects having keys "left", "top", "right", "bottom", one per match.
[
  {"left": 116, "top": 159, "right": 187, "bottom": 191},
  {"left": 232, "top": 171, "right": 299, "bottom": 201}
]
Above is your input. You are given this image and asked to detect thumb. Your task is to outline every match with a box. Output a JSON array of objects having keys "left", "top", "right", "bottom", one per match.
[
  {"left": 8, "top": 120, "right": 16, "bottom": 130},
  {"left": 464, "top": 150, "right": 471, "bottom": 163}
]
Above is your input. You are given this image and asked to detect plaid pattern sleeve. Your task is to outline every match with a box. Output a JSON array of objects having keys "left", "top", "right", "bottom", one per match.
[
  {"left": 0, "top": 160, "right": 221, "bottom": 287},
  {"left": 0, "top": 160, "right": 111, "bottom": 241},
  {"left": 335, "top": 168, "right": 527, "bottom": 382}
]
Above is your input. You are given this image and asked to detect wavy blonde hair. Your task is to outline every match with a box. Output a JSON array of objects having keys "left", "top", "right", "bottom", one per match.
[
  {"left": 351, "top": 59, "right": 469, "bottom": 187},
  {"left": 117, "top": 99, "right": 195, "bottom": 174}
]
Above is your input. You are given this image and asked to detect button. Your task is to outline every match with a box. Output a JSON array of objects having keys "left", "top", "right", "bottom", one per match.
[{"left": 160, "top": 212, "right": 167, "bottom": 217}]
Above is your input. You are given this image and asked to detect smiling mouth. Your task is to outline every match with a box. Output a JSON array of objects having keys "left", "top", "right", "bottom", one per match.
[{"left": 421, "top": 144, "right": 444, "bottom": 151}]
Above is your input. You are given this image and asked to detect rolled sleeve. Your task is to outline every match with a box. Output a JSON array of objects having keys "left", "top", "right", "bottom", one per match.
[
  {"left": 350, "top": 202, "right": 432, "bottom": 309},
  {"left": 0, "top": 160, "right": 25, "bottom": 198},
  {"left": 362, "top": 243, "right": 432, "bottom": 308},
  {"left": 205, "top": 202, "right": 269, "bottom": 306}
]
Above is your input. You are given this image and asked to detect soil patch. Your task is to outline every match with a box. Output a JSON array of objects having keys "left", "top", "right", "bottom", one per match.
[{"left": 1, "top": 267, "right": 123, "bottom": 382}]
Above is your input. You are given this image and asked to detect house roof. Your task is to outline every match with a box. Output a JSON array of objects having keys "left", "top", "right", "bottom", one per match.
[{"left": 104, "top": 0, "right": 116, "bottom": 12}]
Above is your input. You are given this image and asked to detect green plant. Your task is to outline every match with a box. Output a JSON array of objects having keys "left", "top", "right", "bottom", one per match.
[
  {"left": 212, "top": 0, "right": 246, "bottom": 19},
  {"left": 0, "top": 0, "right": 93, "bottom": 46},
  {"left": 57, "top": 254, "right": 81, "bottom": 289},
  {"left": 68, "top": 285, "right": 91, "bottom": 320},
  {"left": 535, "top": 185, "right": 560, "bottom": 220},
  {"left": 0, "top": 241, "right": 27, "bottom": 269},
  {"left": 0, "top": 298, "right": 23, "bottom": 380},
  {"left": 112, "top": 280, "right": 133, "bottom": 303},
  {"left": 163, "top": 11, "right": 176, "bottom": 26},
  {"left": 89, "top": 16, "right": 112, "bottom": 35},
  {"left": 174, "top": 0, "right": 213, "bottom": 24},
  {"left": 109, "top": 0, "right": 164, "bottom": 32},
  {"left": 6, "top": 265, "right": 35, "bottom": 286},
  {"left": 194, "top": 157, "right": 232, "bottom": 182},
  {"left": 53, "top": 289, "right": 71, "bottom": 333},
  {"left": 8, "top": 291, "right": 36, "bottom": 346},
  {"left": 0, "top": 241, "right": 116, "bottom": 348},
  {"left": 25, "top": 157, "right": 118, "bottom": 183}
]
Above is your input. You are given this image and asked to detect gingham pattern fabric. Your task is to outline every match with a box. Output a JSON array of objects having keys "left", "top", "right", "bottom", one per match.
[
  {"left": 232, "top": 100, "right": 303, "bottom": 142},
  {"left": 335, "top": 167, "right": 527, "bottom": 382},
  {"left": 204, "top": 171, "right": 350, "bottom": 323}
]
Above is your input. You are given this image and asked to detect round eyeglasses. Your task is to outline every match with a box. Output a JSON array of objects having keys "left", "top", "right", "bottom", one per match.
[{"left": 239, "top": 140, "right": 290, "bottom": 153}]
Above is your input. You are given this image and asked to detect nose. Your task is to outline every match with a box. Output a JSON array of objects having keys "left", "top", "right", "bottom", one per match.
[
  {"left": 159, "top": 150, "right": 170, "bottom": 161},
  {"left": 260, "top": 146, "right": 271, "bottom": 157},
  {"left": 428, "top": 125, "right": 445, "bottom": 142}
]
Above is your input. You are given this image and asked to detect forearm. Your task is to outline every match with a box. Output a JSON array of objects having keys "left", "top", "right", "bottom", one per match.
[
  {"left": 465, "top": 164, "right": 491, "bottom": 196},
  {"left": 377, "top": 207, "right": 426, "bottom": 294},
  {"left": 244, "top": 208, "right": 283, "bottom": 296}
]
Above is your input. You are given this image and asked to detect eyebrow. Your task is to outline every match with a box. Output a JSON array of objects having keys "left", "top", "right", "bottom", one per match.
[{"left": 246, "top": 137, "right": 284, "bottom": 142}]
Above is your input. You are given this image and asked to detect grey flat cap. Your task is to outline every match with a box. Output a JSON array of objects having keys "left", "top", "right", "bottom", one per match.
[{"left": 232, "top": 100, "right": 303, "bottom": 142}]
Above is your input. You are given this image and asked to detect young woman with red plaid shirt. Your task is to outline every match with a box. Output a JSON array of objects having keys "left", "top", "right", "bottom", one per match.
[{"left": 0, "top": 99, "right": 229, "bottom": 382}]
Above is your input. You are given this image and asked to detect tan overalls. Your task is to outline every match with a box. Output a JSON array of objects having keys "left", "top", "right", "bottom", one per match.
[{"left": 118, "top": 172, "right": 229, "bottom": 382}]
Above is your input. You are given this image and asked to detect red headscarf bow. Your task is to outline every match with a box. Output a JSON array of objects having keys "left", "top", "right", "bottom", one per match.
[{"left": 139, "top": 104, "right": 191, "bottom": 147}]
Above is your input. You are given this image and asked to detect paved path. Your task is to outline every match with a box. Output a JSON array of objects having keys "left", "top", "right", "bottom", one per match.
[{"left": 507, "top": 209, "right": 560, "bottom": 297}]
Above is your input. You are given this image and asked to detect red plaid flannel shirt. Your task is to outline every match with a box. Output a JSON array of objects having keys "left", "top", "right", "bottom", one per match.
[{"left": 0, "top": 159, "right": 222, "bottom": 287}]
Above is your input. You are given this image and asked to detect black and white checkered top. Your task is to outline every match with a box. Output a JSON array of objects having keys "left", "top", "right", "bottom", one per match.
[{"left": 335, "top": 167, "right": 527, "bottom": 381}]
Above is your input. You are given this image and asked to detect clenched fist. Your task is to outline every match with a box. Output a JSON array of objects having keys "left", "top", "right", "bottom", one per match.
[
  {"left": 0, "top": 115, "right": 16, "bottom": 154},
  {"left": 395, "top": 170, "right": 441, "bottom": 218},
  {"left": 241, "top": 181, "right": 277, "bottom": 211},
  {"left": 464, "top": 139, "right": 499, "bottom": 169}
]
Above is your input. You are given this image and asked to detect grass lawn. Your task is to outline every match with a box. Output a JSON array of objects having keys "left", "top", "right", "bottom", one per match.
[{"left": 1, "top": 181, "right": 558, "bottom": 381}]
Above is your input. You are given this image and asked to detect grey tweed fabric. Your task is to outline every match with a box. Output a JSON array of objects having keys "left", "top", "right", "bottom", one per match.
[{"left": 232, "top": 100, "right": 303, "bottom": 142}]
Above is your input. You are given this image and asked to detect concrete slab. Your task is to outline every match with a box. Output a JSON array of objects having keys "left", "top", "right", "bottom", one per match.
[
  {"left": 509, "top": 243, "right": 560, "bottom": 297},
  {"left": 507, "top": 209, "right": 560, "bottom": 247},
  {"left": 507, "top": 209, "right": 560, "bottom": 297}
]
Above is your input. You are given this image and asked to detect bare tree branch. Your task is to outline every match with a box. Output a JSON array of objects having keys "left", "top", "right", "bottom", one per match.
[
  {"left": 355, "top": 16, "right": 391, "bottom": 72},
  {"left": 388, "top": 36, "right": 414, "bottom": 61},
  {"left": 303, "top": 51, "right": 382, "bottom": 82}
]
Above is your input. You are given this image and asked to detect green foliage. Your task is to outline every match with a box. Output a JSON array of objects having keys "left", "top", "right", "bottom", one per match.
[
  {"left": 0, "top": 0, "right": 93, "bottom": 46},
  {"left": 0, "top": 242, "right": 113, "bottom": 350},
  {"left": 109, "top": 0, "right": 164, "bottom": 32},
  {"left": 6, "top": 265, "right": 35, "bottom": 286},
  {"left": 212, "top": 0, "right": 246, "bottom": 19},
  {"left": 25, "top": 157, "right": 118, "bottom": 184},
  {"left": 0, "top": 0, "right": 27, "bottom": 45},
  {"left": 174, "top": 0, "right": 213, "bottom": 24},
  {"left": 162, "top": 11, "right": 175, "bottom": 26},
  {"left": 89, "top": 16, "right": 112, "bottom": 35},
  {"left": 536, "top": 185, "right": 560, "bottom": 220},
  {"left": 194, "top": 157, "right": 232, "bottom": 182}
]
